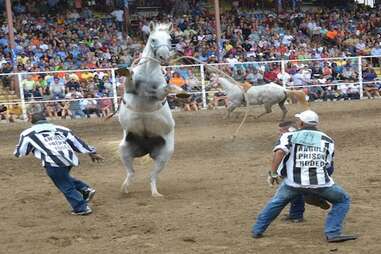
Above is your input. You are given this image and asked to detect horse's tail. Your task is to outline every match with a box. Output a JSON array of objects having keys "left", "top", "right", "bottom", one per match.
[
  {"left": 105, "top": 98, "right": 126, "bottom": 121},
  {"left": 286, "top": 90, "right": 310, "bottom": 109}
]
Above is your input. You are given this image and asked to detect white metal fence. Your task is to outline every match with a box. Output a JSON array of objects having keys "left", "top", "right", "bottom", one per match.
[{"left": 1, "top": 55, "right": 380, "bottom": 121}]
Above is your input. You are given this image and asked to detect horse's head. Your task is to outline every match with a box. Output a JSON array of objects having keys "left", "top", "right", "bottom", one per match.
[
  {"left": 148, "top": 22, "right": 173, "bottom": 64},
  {"left": 209, "top": 73, "right": 220, "bottom": 88}
]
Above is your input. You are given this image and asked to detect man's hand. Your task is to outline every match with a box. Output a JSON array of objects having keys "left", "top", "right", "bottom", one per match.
[
  {"left": 89, "top": 153, "right": 104, "bottom": 163},
  {"left": 267, "top": 171, "right": 281, "bottom": 186}
]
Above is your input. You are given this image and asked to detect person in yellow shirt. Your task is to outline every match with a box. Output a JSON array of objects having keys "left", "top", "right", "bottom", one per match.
[
  {"left": 224, "top": 41, "right": 234, "bottom": 53},
  {"left": 8, "top": 104, "right": 23, "bottom": 122},
  {"left": 17, "top": 54, "right": 29, "bottom": 65}
]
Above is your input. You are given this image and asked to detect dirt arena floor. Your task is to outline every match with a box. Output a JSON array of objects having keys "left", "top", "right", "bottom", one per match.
[{"left": 1, "top": 100, "right": 381, "bottom": 254}]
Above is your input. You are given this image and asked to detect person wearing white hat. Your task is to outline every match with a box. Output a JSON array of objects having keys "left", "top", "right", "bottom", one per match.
[
  {"left": 277, "top": 120, "right": 330, "bottom": 224},
  {"left": 295, "top": 109, "right": 319, "bottom": 126},
  {"left": 252, "top": 110, "right": 357, "bottom": 243}
]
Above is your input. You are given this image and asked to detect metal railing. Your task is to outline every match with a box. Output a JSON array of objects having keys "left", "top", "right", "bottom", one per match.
[{"left": 0, "top": 55, "right": 380, "bottom": 121}]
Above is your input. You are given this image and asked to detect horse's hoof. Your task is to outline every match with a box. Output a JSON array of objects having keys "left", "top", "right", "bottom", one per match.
[
  {"left": 152, "top": 192, "right": 164, "bottom": 198},
  {"left": 120, "top": 183, "right": 129, "bottom": 194}
]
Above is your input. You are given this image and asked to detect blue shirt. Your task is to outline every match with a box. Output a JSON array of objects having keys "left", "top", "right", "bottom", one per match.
[{"left": 0, "top": 38, "right": 8, "bottom": 47}]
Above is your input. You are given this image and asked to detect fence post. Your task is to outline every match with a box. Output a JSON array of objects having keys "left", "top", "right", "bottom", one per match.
[
  {"left": 17, "top": 73, "right": 27, "bottom": 121},
  {"left": 358, "top": 56, "right": 363, "bottom": 98},
  {"left": 200, "top": 64, "right": 207, "bottom": 109},
  {"left": 111, "top": 68, "right": 118, "bottom": 110},
  {"left": 281, "top": 59, "right": 286, "bottom": 88}
]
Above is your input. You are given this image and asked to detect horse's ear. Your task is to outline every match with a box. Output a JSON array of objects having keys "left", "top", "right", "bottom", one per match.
[
  {"left": 149, "top": 21, "right": 156, "bottom": 33},
  {"left": 167, "top": 23, "right": 173, "bottom": 32}
]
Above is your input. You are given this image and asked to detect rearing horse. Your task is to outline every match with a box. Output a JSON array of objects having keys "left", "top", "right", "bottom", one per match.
[{"left": 118, "top": 22, "right": 174, "bottom": 197}]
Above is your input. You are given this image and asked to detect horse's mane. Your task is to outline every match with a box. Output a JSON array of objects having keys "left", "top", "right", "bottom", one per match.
[
  {"left": 155, "top": 24, "right": 170, "bottom": 31},
  {"left": 240, "top": 81, "right": 252, "bottom": 92}
]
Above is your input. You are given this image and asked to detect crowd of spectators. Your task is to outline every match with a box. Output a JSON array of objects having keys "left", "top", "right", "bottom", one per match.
[
  {"left": 1, "top": 0, "right": 381, "bottom": 121},
  {"left": 158, "top": 0, "right": 381, "bottom": 104},
  {"left": 183, "top": 1, "right": 381, "bottom": 105}
]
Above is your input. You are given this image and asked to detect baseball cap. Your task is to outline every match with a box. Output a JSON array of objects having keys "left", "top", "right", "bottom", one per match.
[{"left": 295, "top": 110, "right": 319, "bottom": 125}]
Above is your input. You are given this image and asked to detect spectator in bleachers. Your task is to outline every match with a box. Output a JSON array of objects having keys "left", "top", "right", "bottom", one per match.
[
  {"left": 69, "top": 92, "right": 85, "bottom": 119},
  {"left": 347, "top": 84, "right": 361, "bottom": 100},
  {"left": 7, "top": 103, "right": 23, "bottom": 122},
  {"left": 57, "top": 101, "right": 70, "bottom": 119},
  {"left": 183, "top": 94, "right": 199, "bottom": 112},
  {"left": 211, "top": 88, "right": 228, "bottom": 109},
  {"left": 82, "top": 94, "right": 101, "bottom": 118},
  {"left": 232, "top": 68, "right": 246, "bottom": 82},
  {"left": 98, "top": 94, "right": 112, "bottom": 117},
  {"left": 340, "top": 65, "right": 357, "bottom": 81},
  {"left": 45, "top": 101, "right": 58, "bottom": 119},
  {"left": 363, "top": 66, "right": 380, "bottom": 98},
  {"left": 322, "top": 62, "right": 333, "bottom": 80},
  {"left": 169, "top": 72, "right": 186, "bottom": 88},
  {"left": 26, "top": 100, "right": 43, "bottom": 121},
  {"left": 370, "top": 43, "right": 381, "bottom": 66},
  {"left": 247, "top": 68, "right": 264, "bottom": 85},
  {"left": 50, "top": 76, "right": 65, "bottom": 99},
  {"left": 0, "top": 104, "right": 7, "bottom": 121},
  {"left": 292, "top": 68, "right": 309, "bottom": 87},
  {"left": 322, "top": 86, "right": 336, "bottom": 102},
  {"left": 22, "top": 75, "right": 36, "bottom": 99},
  {"left": 65, "top": 76, "right": 81, "bottom": 92}
]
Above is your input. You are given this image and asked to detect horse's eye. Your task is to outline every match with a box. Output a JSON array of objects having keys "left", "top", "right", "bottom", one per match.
[{"left": 152, "top": 39, "right": 156, "bottom": 43}]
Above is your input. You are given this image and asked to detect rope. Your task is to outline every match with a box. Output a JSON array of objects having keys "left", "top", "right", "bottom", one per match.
[
  {"left": 168, "top": 56, "right": 250, "bottom": 141},
  {"left": 118, "top": 54, "right": 250, "bottom": 140}
]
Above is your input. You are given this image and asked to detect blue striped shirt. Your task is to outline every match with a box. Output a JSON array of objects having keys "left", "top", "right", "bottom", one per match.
[{"left": 14, "top": 123, "right": 96, "bottom": 167}]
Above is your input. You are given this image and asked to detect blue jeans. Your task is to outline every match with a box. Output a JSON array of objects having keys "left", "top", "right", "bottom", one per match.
[
  {"left": 252, "top": 182, "right": 351, "bottom": 238},
  {"left": 289, "top": 195, "right": 305, "bottom": 219},
  {"left": 45, "top": 166, "right": 89, "bottom": 212}
]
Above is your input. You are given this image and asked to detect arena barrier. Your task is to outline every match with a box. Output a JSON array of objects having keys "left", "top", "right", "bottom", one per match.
[{"left": 0, "top": 55, "right": 380, "bottom": 121}]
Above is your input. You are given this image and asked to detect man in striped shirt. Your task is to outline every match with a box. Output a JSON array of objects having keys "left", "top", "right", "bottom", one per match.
[
  {"left": 277, "top": 121, "right": 330, "bottom": 223},
  {"left": 14, "top": 112, "right": 104, "bottom": 215},
  {"left": 252, "top": 110, "right": 357, "bottom": 242}
]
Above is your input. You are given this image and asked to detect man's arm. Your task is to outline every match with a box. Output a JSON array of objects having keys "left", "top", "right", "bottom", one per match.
[
  {"left": 65, "top": 131, "right": 104, "bottom": 162},
  {"left": 326, "top": 142, "right": 335, "bottom": 176},
  {"left": 14, "top": 134, "right": 33, "bottom": 157},
  {"left": 271, "top": 149, "right": 286, "bottom": 174},
  {"left": 267, "top": 133, "right": 290, "bottom": 186}
]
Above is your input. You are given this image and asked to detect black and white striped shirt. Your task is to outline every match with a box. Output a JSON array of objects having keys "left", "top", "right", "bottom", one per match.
[
  {"left": 274, "top": 127, "right": 335, "bottom": 188},
  {"left": 14, "top": 123, "right": 96, "bottom": 168}
]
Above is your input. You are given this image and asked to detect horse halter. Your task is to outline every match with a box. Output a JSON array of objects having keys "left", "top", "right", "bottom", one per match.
[{"left": 150, "top": 39, "right": 171, "bottom": 57}]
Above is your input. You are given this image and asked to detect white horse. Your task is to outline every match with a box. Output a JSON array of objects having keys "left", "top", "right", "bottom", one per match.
[
  {"left": 118, "top": 22, "right": 174, "bottom": 197},
  {"left": 210, "top": 75, "right": 309, "bottom": 120}
]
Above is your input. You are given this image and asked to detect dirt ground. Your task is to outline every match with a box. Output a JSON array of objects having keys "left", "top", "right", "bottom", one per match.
[{"left": 0, "top": 100, "right": 381, "bottom": 254}]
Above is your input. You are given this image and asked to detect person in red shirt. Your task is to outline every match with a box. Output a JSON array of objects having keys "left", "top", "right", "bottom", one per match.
[{"left": 264, "top": 66, "right": 281, "bottom": 82}]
